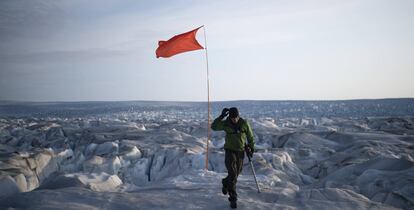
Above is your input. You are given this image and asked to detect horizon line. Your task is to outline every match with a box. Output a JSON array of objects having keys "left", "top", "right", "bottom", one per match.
[{"left": 1, "top": 97, "right": 413, "bottom": 104}]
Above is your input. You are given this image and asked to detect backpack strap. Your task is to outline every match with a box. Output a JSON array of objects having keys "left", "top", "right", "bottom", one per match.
[{"left": 228, "top": 118, "right": 245, "bottom": 134}]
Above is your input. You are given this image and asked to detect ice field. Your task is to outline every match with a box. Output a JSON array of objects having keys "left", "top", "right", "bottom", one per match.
[{"left": 0, "top": 99, "right": 413, "bottom": 209}]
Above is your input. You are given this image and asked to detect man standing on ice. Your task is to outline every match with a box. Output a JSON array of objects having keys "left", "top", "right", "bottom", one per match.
[{"left": 211, "top": 107, "right": 255, "bottom": 209}]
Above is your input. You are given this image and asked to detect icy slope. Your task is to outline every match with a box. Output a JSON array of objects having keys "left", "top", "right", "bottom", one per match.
[
  {"left": 1, "top": 170, "right": 398, "bottom": 210},
  {"left": 0, "top": 100, "right": 413, "bottom": 209}
]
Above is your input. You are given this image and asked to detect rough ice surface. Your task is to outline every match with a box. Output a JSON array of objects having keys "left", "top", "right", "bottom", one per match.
[{"left": 0, "top": 99, "right": 413, "bottom": 209}]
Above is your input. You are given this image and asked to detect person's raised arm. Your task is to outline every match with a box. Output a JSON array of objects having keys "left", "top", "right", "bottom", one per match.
[{"left": 211, "top": 108, "right": 229, "bottom": 131}]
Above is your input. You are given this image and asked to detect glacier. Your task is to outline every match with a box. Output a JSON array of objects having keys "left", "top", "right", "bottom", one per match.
[{"left": 0, "top": 99, "right": 413, "bottom": 209}]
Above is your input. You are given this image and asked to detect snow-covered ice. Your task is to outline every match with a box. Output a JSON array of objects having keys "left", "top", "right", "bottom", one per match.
[{"left": 0, "top": 100, "right": 413, "bottom": 209}]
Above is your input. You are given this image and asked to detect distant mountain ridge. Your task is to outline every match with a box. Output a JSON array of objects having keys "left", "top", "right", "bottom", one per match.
[
  {"left": 1, "top": 97, "right": 414, "bottom": 104},
  {"left": 0, "top": 98, "right": 413, "bottom": 118}
]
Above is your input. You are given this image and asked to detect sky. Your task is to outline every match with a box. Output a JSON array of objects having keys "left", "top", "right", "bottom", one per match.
[{"left": 0, "top": 0, "right": 413, "bottom": 102}]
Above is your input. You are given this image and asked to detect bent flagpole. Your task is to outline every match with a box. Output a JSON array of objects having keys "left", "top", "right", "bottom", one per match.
[{"left": 202, "top": 25, "right": 211, "bottom": 170}]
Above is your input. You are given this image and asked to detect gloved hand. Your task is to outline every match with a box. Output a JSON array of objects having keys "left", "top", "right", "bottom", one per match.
[
  {"left": 220, "top": 108, "right": 229, "bottom": 119},
  {"left": 245, "top": 145, "right": 254, "bottom": 159}
]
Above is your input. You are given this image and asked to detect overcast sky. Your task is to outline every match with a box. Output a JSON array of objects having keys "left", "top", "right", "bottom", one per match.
[{"left": 0, "top": 0, "right": 413, "bottom": 102}]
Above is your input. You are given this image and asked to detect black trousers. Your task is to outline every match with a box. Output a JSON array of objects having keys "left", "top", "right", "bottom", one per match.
[{"left": 222, "top": 149, "right": 245, "bottom": 201}]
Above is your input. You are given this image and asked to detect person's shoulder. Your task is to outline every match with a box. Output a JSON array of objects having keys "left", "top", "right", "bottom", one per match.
[{"left": 240, "top": 118, "right": 250, "bottom": 125}]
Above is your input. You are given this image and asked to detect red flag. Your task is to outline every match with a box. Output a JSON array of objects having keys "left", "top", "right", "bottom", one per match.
[{"left": 156, "top": 27, "right": 204, "bottom": 58}]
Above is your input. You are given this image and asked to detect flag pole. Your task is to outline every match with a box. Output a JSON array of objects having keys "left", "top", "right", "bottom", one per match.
[{"left": 202, "top": 25, "right": 211, "bottom": 170}]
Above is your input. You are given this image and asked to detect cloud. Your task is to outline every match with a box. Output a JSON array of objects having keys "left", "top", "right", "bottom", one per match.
[
  {"left": 1, "top": 0, "right": 413, "bottom": 101},
  {"left": 0, "top": 48, "right": 130, "bottom": 64},
  {"left": 0, "top": 0, "right": 64, "bottom": 40}
]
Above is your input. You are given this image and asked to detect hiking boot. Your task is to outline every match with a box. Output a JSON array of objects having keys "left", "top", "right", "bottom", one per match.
[
  {"left": 228, "top": 197, "right": 237, "bottom": 209},
  {"left": 230, "top": 200, "right": 237, "bottom": 209},
  {"left": 221, "top": 179, "right": 228, "bottom": 195},
  {"left": 222, "top": 185, "right": 228, "bottom": 195}
]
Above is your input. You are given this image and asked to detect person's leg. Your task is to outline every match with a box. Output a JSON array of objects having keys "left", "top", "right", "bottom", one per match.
[
  {"left": 228, "top": 150, "right": 245, "bottom": 205},
  {"left": 236, "top": 150, "right": 245, "bottom": 177},
  {"left": 222, "top": 149, "right": 232, "bottom": 194},
  {"left": 224, "top": 150, "right": 238, "bottom": 203}
]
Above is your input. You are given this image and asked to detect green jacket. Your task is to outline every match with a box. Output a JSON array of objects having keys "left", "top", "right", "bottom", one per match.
[{"left": 211, "top": 116, "right": 255, "bottom": 152}]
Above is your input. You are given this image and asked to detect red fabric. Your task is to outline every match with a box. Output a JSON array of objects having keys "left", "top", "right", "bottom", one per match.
[{"left": 156, "top": 27, "right": 204, "bottom": 58}]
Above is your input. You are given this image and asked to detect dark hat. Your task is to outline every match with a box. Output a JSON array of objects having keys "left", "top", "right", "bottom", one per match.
[{"left": 229, "top": 107, "right": 239, "bottom": 118}]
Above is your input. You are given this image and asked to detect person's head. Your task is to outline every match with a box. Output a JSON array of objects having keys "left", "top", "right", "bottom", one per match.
[{"left": 229, "top": 107, "right": 240, "bottom": 124}]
